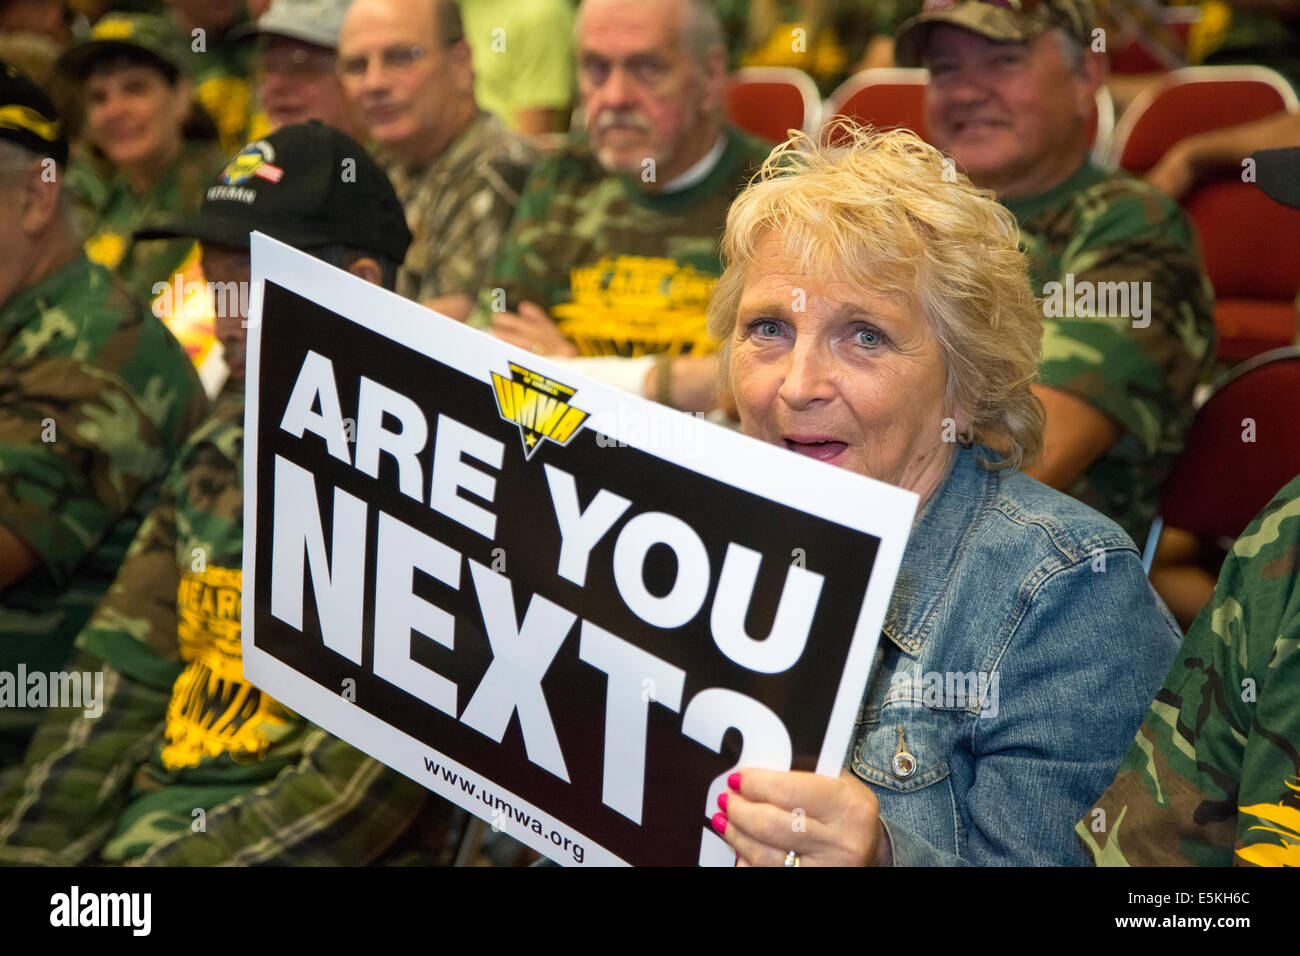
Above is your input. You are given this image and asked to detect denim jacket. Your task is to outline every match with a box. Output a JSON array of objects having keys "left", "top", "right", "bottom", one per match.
[{"left": 849, "top": 444, "right": 1181, "bottom": 866}]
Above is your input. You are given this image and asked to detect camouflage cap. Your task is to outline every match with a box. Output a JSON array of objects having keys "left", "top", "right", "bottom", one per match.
[
  {"left": 894, "top": 0, "right": 1096, "bottom": 67},
  {"left": 0, "top": 59, "right": 68, "bottom": 166},
  {"left": 57, "top": 12, "right": 192, "bottom": 82},
  {"left": 135, "top": 120, "right": 412, "bottom": 263}
]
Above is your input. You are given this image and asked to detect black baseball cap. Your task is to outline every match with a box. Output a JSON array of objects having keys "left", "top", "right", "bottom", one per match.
[
  {"left": 0, "top": 59, "right": 68, "bottom": 167},
  {"left": 1254, "top": 146, "right": 1300, "bottom": 209},
  {"left": 136, "top": 121, "right": 412, "bottom": 264}
]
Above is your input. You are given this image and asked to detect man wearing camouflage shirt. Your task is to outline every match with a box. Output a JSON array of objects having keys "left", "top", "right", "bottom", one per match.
[
  {"left": 465, "top": 0, "right": 771, "bottom": 413},
  {"left": 0, "top": 63, "right": 207, "bottom": 769},
  {"left": 338, "top": 0, "right": 536, "bottom": 307},
  {"left": 0, "top": 122, "right": 457, "bottom": 866},
  {"left": 895, "top": 0, "right": 1216, "bottom": 545},
  {"left": 1077, "top": 472, "right": 1300, "bottom": 865}
]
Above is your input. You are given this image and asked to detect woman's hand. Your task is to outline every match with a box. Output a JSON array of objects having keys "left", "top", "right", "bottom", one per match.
[{"left": 715, "top": 768, "right": 891, "bottom": 867}]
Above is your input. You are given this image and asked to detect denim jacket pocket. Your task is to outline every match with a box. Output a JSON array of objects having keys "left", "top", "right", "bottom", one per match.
[
  {"left": 850, "top": 707, "right": 952, "bottom": 793},
  {"left": 849, "top": 706, "right": 962, "bottom": 856}
]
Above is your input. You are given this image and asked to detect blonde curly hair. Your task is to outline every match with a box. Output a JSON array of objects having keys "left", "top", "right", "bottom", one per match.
[{"left": 707, "top": 121, "right": 1045, "bottom": 471}]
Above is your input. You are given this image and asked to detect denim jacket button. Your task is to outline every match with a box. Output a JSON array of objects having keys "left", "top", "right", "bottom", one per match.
[{"left": 891, "top": 751, "right": 916, "bottom": 778}]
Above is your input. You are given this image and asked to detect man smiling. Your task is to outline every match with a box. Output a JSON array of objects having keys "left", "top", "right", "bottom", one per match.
[{"left": 895, "top": 0, "right": 1216, "bottom": 547}]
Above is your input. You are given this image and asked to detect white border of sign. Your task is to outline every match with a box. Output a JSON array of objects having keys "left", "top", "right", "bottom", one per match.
[{"left": 241, "top": 233, "right": 919, "bottom": 865}]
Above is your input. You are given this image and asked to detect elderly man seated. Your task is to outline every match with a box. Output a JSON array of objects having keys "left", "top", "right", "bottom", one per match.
[
  {"left": 458, "top": 0, "right": 771, "bottom": 415},
  {"left": 894, "top": 0, "right": 1216, "bottom": 548}
]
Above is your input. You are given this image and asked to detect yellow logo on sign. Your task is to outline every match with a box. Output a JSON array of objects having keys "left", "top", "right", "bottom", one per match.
[{"left": 490, "top": 362, "right": 590, "bottom": 459}]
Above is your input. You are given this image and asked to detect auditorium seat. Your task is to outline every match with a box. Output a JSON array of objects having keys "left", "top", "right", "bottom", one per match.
[
  {"left": 1107, "top": 66, "right": 1300, "bottom": 361},
  {"left": 724, "top": 67, "right": 821, "bottom": 144},
  {"left": 1143, "top": 347, "right": 1300, "bottom": 569}
]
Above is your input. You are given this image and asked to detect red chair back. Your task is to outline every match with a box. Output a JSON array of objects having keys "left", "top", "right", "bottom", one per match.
[
  {"left": 1159, "top": 348, "right": 1300, "bottom": 540},
  {"left": 1109, "top": 66, "right": 1298, "bottom": 174},
  {"left": 724, "top": 68, "right": 821, "bottom": 144},
  {"left": 824, "top": 69, "right": 930, "bottom": 144}
]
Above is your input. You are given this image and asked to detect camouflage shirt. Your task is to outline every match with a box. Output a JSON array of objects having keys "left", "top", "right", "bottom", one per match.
[
  {"left": 470, "top": 127, "right": 771, "bottom": 357},
  {"left": 175, "top": 23, "right": 258, "bottom": 157},
  {"left": 0, "top": 385, "right": 447, "bottom": 865},
  {"left": 1077, "top": 473, "right": 1300, "bottom": 866},
  {"left": 0, "top": 256, "right": 207, "bottom": 764},
  {"left": 1005, "top": 161, "right": 1216, "bottom": 546},
  {"left": 383, "top": 111, "right": 536, "bottom": 303},
  {"left": 72, "top": 139, "right": 228, "bottom": 309}
]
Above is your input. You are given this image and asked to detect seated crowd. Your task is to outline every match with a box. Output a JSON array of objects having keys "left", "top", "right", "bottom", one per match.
[{"left": 0, "top": 0, "right": 1295, "bottom": 867}]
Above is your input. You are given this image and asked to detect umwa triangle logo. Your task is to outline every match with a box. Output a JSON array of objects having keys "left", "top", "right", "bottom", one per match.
[{"left": 490, "top": 362, "right": 590, "bottom": 459}]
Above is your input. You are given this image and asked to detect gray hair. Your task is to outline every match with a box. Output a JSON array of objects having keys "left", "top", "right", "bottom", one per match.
[{"left": 576, "top": 0, "right": 724, "bottom": 66}]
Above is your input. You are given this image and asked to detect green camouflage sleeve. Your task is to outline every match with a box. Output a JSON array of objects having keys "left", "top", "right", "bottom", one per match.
[
  {"left": 1036, "top": 184, "right": 1214, "bottom": 459},
  {"left": 1076, "top": 474, "right": 1300, "bottom": 866},
  {"left": 0, "top": 653, "right": 170, "bottom": 866},
  {"left": 0, "top": 357, "right": 174, "bottom": 586},
  {"left": 127, "top": 728, "right": 435, "bottom": 866},
  {"left": 74, "top": 458, "right": 187, "bottom": 688},
  {"left": 417, "top": 164, "right": 532, "bottom": 303},
  {"left": 468, "top": 154, "right": 568, "bottom": 329}
]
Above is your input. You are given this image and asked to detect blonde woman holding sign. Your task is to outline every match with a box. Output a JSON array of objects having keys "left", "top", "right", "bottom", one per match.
[{"left": 706, "top": 124, "right": 1181, "bottom": 866}]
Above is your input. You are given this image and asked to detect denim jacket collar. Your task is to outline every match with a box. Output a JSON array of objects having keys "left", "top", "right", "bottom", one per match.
[{"left": 881, "top": 444, "right": 998, "bottom": 657}]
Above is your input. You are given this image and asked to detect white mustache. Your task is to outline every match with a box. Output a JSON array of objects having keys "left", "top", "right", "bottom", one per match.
[{"left": 595, "top": 109, "right": 651, "bottom": 133}]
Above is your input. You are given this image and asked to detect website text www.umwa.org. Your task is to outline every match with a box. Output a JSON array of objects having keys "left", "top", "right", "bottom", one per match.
[{"left": 423, "top": 756, "right": 586, "bottom": 863}]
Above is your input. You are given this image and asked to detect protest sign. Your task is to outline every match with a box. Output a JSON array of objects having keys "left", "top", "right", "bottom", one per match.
[{"left": 241, "top": 234, "right": 918, "bottom": 866}]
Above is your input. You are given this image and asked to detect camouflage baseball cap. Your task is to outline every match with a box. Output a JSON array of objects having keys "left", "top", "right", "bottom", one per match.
[
  {"left": 57, "top": 12, "right": 192, "bottom": 82},
  {"left": 894, "top": 0, "right": 1096, "bottom": 67},
  {"left": 135, "top": 120, "right": 412, "bottom": 263},
  {"left": 0, "top": 59, "right": 68, "bottom": 166}
]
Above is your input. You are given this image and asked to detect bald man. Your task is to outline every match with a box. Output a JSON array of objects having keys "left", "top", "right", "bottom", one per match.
[{"left": 337, "top": 0, "right": 536, "bottom": 306}]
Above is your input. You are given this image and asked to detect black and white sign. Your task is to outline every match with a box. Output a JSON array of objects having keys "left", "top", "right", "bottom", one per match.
[{"left": 241, "top": 235, "right": 918, "bottom": 866}]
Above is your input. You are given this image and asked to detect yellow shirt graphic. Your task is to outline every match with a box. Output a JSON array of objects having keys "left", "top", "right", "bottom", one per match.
[
  {"left": 162, "top": 565, "right": 293, "bottom": 770},
  {"left": 551, "top": 255, "right": 719, "bottom": 357}
]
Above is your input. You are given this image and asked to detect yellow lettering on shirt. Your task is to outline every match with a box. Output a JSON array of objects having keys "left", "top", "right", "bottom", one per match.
[{"left": 163, "top": 564, "right": 292, "bottom": 770}]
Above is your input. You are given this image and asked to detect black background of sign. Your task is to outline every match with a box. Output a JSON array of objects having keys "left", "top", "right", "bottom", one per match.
[{"left": 253, "top": 282, "right": 884, "bottom": 865}]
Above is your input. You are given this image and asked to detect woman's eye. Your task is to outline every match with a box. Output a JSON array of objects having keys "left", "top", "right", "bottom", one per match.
[
  {"left": 854, "top": 327, "right": 887, "bottom": 349},
  {"left": 752, "top": 319, "right": 782, "bottom": 338}
]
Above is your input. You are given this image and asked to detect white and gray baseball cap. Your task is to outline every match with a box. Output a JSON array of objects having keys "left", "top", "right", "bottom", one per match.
[{"left": 237, "top": 0, "right": 353, "bottom": 50}]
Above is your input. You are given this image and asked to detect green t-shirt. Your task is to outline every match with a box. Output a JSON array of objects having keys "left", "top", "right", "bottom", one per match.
[{"left": 459, "top": 0, "right": 575, "bottom": 131}]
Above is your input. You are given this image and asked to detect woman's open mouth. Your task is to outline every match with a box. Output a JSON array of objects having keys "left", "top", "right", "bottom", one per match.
[{"left": 782, "top": 436, "right": 849, "bottom": 463}]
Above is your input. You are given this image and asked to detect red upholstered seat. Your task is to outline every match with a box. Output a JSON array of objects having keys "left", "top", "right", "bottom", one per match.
[
  {"left": 1153, "top": 348, "right": 1300, "bottom": 548},
  {"left": 1108, "top": 67, "right": 1300, "bottom": 360},
  {"left": 724, "top": 67, "right": 821, "bottom": 144}
]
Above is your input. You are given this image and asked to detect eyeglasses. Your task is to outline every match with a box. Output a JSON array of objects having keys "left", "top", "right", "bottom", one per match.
[
  {"left": 336, "top": 44, "right": 429, "bottom": 79},
  {"left": 256, "top": 46, "right": 337, "bottom": 80}
]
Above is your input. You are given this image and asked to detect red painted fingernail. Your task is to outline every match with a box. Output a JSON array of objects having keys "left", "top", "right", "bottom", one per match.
[
  {"left": 717, "top": 792, "right": 728, "bottom": 812},
  {"left": 728, "top": 772, "right": 741, "bottom": 791},
  {"left": 711, "top": 812, "right": 727, "bottom": 836}
]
